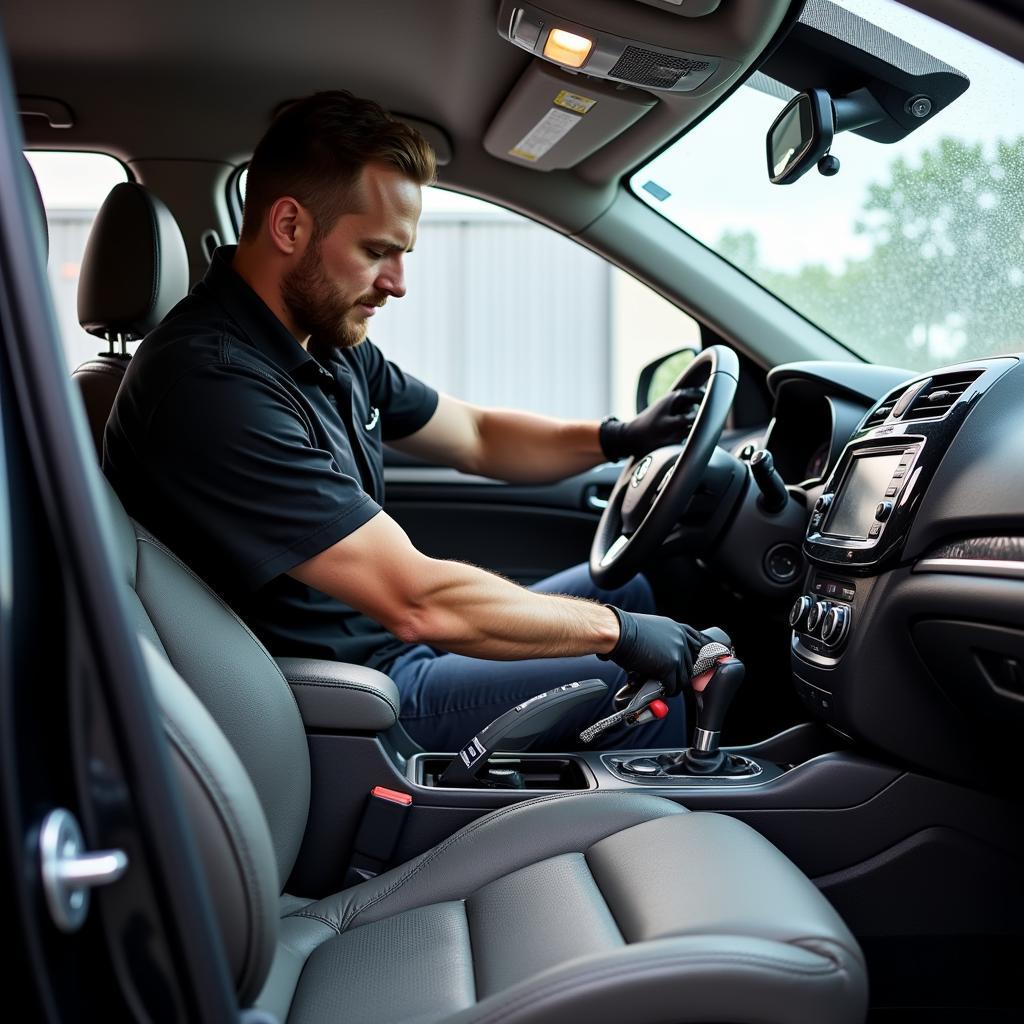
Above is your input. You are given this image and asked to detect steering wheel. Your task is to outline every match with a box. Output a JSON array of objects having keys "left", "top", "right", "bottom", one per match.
[{"left": 590, "top": 345, "right": 739, "bottom": 589}]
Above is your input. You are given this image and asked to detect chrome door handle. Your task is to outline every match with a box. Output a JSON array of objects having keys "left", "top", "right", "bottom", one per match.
[
  {"left": 583, "top": 485, "right": 610, "bottom": 511},
  {"left": 39, "top": 808, "right": 128, "bottom": 932}
]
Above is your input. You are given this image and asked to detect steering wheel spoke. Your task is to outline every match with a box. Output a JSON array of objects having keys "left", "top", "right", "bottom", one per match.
[
  {"left": 589, "top": 346, "right": 739, "bottom": 589},
  {"left": 598, "top": 533, "right": 631, "bottom": 568}
]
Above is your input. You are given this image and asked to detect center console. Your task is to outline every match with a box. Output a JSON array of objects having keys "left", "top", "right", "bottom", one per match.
[{"left": 788, "top": 358, "right": 1016, "bottom": 739}]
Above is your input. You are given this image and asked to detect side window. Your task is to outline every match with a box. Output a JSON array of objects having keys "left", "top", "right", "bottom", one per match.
[
  {"left": 367, "top": 189, "right": 700, "bottom": 420},
  {"left": 234, "top": 173, "right": 699, "bottom": 418},
  {"left": 24, "top": 151, "right": 128, "bottom": 370}
]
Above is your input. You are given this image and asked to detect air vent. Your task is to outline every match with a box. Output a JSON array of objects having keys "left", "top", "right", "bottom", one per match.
[
  {"left": 862, "top": 388, "right": 907, "bottom": 429},
  {"left": 902, "top": 370, "right": 983, "bottom": 421}
]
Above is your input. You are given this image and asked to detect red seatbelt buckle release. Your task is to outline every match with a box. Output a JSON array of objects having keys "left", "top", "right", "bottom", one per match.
[{"left": 344, "top": 786, "right": 413, "bottom": 887}]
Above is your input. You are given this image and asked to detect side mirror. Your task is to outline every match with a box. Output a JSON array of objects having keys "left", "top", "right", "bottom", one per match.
[
  {"left": 636, "top": 348, "right": 697, "bottom": 412},
  {"left": 766, "top": 89, "right": 834, "bottom": 185}
]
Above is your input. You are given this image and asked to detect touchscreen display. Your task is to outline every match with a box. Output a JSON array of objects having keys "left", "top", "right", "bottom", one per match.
[{"left": 823, "top": 453, "right": 903, "bottom": 539}]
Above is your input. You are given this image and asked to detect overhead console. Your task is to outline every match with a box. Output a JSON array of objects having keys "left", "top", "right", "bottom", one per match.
[
  {"left": 486, "top": 0, "right": 792, "bottom": 170},
  {"left": 499, "top": 1, "right": 727, "bottom": 93}
]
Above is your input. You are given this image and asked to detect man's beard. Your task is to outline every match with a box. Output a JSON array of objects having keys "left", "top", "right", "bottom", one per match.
[{"left": 281, "top": 238, "right": 383, "bottom": 362}]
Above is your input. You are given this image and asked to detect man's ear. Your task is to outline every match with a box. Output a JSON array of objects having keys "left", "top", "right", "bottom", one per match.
[{"left": 267, "top": 196, "right": 312, "bottom": 256}]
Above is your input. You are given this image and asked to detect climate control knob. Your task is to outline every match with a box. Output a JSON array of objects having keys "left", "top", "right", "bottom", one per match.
[
  {"left": 821, "top": 605, "right": 851, "bottom": 646},
  {"left": 788, "top": 594, "right": 814, "bottom": 629},
  {"left": 806, "top": 600, "right": 831, "bottom": 635}
]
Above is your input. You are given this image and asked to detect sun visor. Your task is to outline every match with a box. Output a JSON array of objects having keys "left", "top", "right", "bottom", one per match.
[{"left": 484, "top": 61, "right": 656, "bottom": 171}]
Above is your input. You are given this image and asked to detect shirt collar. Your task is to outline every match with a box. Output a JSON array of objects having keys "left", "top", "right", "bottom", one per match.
[{"left": 200, "top": 244, "right": 320, "bottom": 378}]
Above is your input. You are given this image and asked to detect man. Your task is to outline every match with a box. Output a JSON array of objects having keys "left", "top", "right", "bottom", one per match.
[{"left": 104, "top": 90, "right": 716, "bottom": 752}]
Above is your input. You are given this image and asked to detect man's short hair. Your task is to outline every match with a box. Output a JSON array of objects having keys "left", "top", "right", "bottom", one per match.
[{"left": 240, "top": 90, "right": 437, "bottom": 240}]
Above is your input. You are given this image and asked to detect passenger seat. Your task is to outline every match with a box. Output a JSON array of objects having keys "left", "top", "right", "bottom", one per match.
[
  {"left": 106, "top": 474, "right": 868, "bottom": 1023},
  {"left": 73, "top": 181, "right": 189, "bottom": 456}
]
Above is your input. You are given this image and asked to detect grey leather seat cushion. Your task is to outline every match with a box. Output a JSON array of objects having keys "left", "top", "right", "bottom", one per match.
[{"left": 261, "top": 793, "right": 866, "bottom": 1024}]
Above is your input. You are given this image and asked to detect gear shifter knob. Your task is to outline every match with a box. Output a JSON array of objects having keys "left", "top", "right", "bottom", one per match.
[{"left": 692, "top": 658, "right": 745, "bottom": 753}]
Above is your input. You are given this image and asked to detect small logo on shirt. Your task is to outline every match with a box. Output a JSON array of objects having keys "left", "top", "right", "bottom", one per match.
[{"left": 364, "top": 406, "right": 380, "bottom": 431}]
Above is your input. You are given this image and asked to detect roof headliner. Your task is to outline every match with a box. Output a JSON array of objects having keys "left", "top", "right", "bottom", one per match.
[{"left": 5, "top": 0, "right": 804, "bottom": 239}]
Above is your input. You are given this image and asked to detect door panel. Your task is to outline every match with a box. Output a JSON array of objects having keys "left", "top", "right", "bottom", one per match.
[{"left": 385, "top": 463, "right": 620, "bottom": 584}]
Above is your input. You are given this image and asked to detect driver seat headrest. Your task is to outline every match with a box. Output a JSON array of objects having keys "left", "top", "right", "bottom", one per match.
[{"left": 77, "top": 181, "right": 189, "bottom": 340}]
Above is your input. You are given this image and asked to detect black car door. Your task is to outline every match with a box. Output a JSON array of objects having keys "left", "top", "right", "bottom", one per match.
[{"left": 0, "top": 35, "right": 238, "bottom": 1021}]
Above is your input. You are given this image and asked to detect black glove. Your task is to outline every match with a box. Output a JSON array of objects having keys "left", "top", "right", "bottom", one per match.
[
  {"left": 598, "top": 606, "right": 710, "bottom": 698},
  {"left": 599, "top": 388, "right": 702, "bottom": 462}
]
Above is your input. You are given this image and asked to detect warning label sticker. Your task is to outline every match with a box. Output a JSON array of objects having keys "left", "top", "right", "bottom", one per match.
[
  {"left": 509, "top": 108, "right": 582, "bottom": 162},
  {"left": 553, "top": 90, "right": 597, "bottom": 114}
]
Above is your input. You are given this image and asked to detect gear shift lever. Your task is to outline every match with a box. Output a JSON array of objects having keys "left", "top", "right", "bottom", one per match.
[
  {"left": 607, "top": 627, "right": 758, "bottom": 779},
  {"left": 674, "top": 656, "right": 745, "bottom": 775}
]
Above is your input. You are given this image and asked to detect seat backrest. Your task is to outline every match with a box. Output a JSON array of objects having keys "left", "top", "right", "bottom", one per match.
[
  {"left": 102, "top": 475, "right": 306, "bottom": 1003},
  {"left": 73, "top": 182, "right": 189, "bottom": 456}
]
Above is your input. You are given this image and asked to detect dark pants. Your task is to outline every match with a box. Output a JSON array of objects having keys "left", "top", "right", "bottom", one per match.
[{"left": 388, "top": 563, "right": 686, "bottom": 752}]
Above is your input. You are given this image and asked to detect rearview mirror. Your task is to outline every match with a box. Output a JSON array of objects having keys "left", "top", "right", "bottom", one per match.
[
  {"left": 767, "top": 87, "right": 888, "bottom": 185},
  {"left": 766, "top": 89, "right": 834, "bottom": 185}
]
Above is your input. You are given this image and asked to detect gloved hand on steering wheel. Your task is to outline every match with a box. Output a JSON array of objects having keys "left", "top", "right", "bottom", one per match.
[
  {"left": 599, "top": 606, "right": 713, "bottom": 698},
  {"left": 598, "top": 387, "right": 702, "bottom": 462}
]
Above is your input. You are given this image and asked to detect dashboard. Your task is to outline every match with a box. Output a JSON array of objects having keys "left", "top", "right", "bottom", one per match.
[{"left": 762, "top": 354, "right": 1024, "bottom": 789}]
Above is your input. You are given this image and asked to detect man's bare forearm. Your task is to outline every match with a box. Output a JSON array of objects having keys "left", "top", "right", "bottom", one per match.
[
  {"left": 396, "top": 556, "right": 620, "bottom": 658},
  {"left": 289, "top": 512, "right": 621, "bottom": 660},
  {"left": 472, "top": 408, "right": 605, "bottom": 484}
]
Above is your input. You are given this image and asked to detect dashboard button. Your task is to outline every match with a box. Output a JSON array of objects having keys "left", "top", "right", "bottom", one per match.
[
  {"left": 806, "top": 600, "right": 830, "bottom": 634},
  {"left": 868, "top": 523, "right": 882, "bottom": 538},
  {"left": 813, "top": 494, "right": 833, "bottom": 514},
  {"left": 885, "top": 484, "right": 898, "bottom": 497},
  {"left": 892, "top": 468, "right": 906, "bottom": 479},
  {"left": 821, "top": 605, "right": 851, "bottom": 646},
  {"left": 875, "top": 501, "right": 894, "bottom": 521},
  {"left": 789, "top": 595, "right": 814, "bottom": 628}
]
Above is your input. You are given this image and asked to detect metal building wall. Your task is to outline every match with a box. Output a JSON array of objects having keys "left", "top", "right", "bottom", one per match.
[
  {"left": 46, "top": 209, "right": 104, "bottom": 370},
  {"left": 367, "top": 211, "right": 613, "bottom": 419},
  {"left": 46, "top": 207, "right": 615, "bottom": 421}
]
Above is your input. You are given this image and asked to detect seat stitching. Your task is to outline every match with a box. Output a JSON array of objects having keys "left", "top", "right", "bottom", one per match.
[
  {"left": 288, "top": 678, "right": 399, "bottom": 718},
  {"left": 162, "top": 715, "right": 265, "bottom": 989},
  {"left": 466, "top": 950, "right": 843, "bottom": 1024},
  {"left": 288, "top": 909, "right": 342, "bottom": 934},
  {"left": 343, "top": 790, "right": 660, "bottom": 930},
  {"left": 461, "top": 898, "right": 480, "bottom": 1004},
  {"left": 580, "top": 851, "right": 626, "bottom": 945}
]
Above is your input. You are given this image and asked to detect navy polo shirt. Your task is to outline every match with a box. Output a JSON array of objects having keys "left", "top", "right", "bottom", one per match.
[{"left": 104, "top": 245, "right": 438, "bottom": 669}]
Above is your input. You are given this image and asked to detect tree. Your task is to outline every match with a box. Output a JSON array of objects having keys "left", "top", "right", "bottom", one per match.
[{"left": 715, "top": 136, "right": 1024, "bottom": 368}]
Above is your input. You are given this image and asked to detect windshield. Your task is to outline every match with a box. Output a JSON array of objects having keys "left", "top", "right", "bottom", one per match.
[{"left": 631, "top": 0, "right": 1024, "bottom": 371}]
